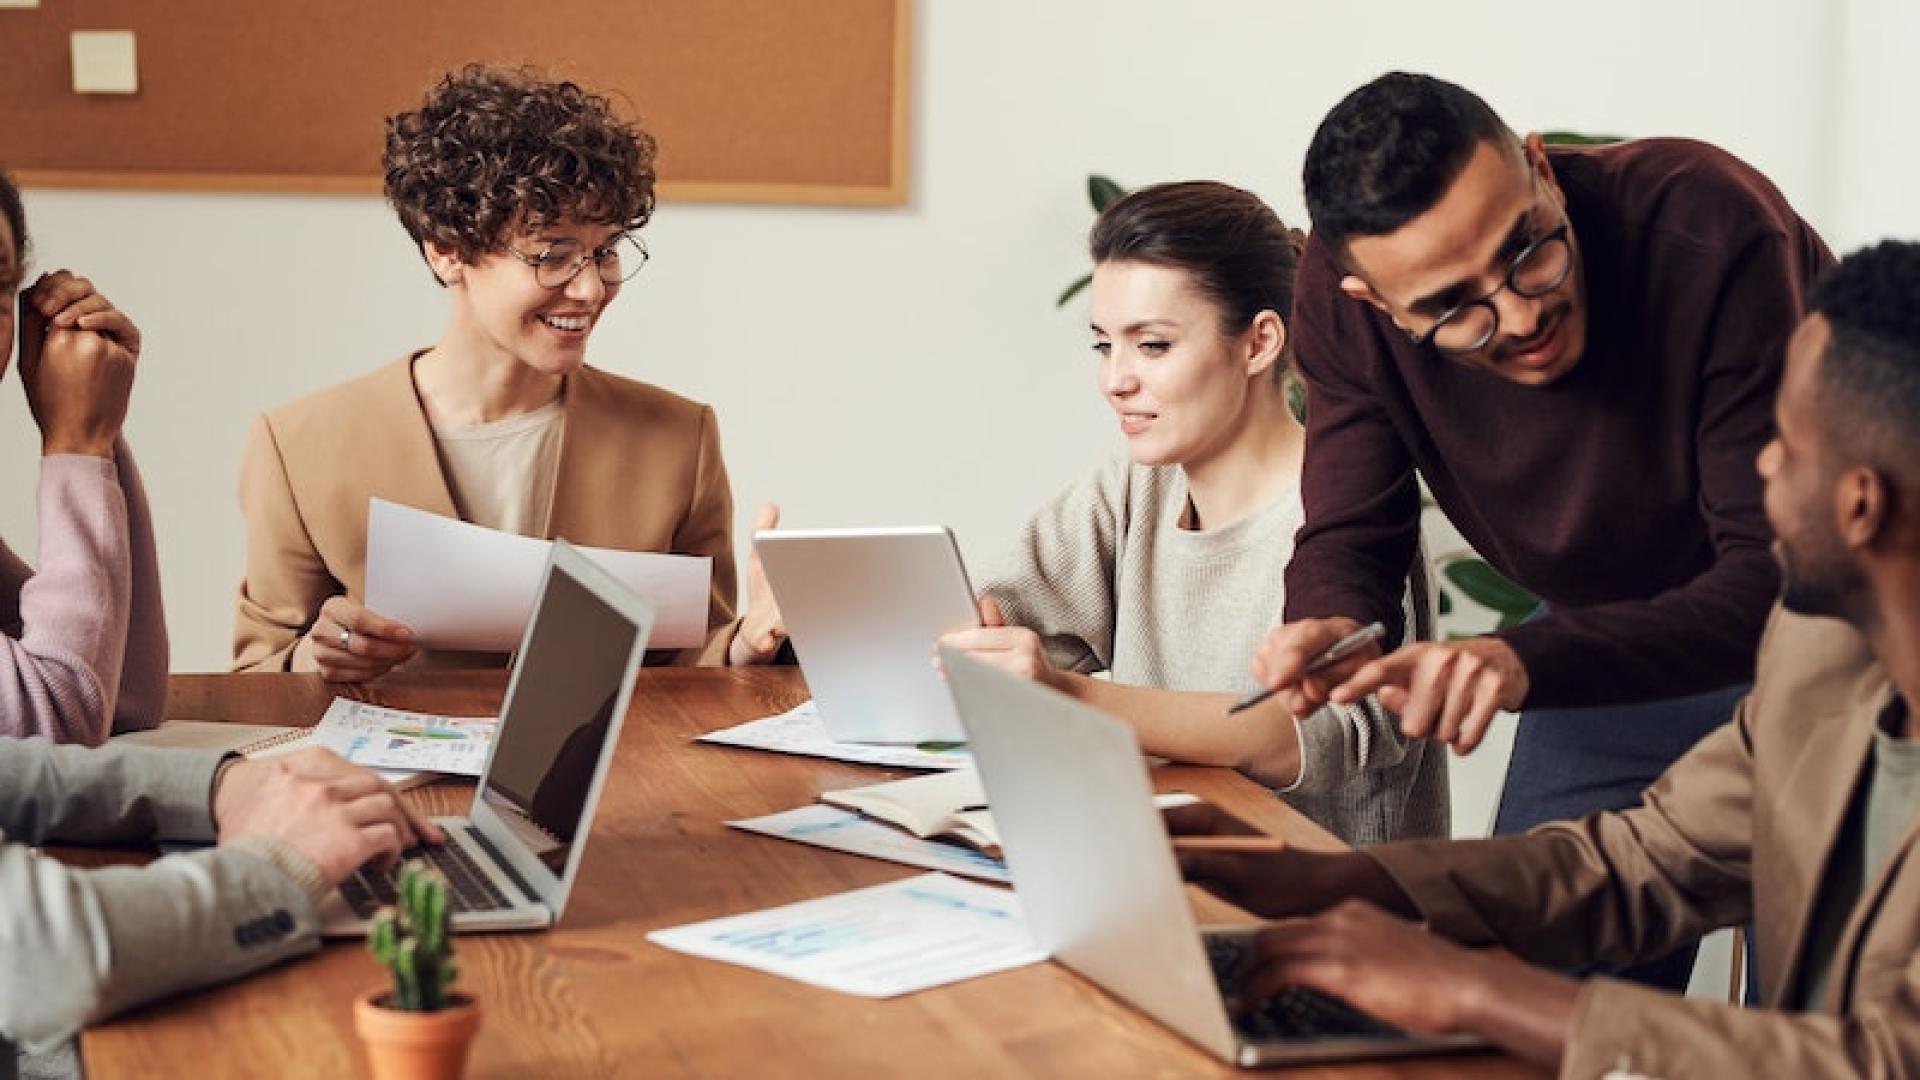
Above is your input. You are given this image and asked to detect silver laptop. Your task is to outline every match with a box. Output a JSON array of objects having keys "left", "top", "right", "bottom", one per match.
[
  {"left": 938, "top": 647, "right": 1482, "bottom": 1067},
  {"left": 753, "top": 526, "right": 978, "bottom": 744},
  {"left": 318, "top": 540, "right": 653, "bottom": 936}
]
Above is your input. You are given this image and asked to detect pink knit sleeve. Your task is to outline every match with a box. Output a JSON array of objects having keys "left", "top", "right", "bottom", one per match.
[{"left": 0, "top": 454, "right": 136, "bottom": 744}]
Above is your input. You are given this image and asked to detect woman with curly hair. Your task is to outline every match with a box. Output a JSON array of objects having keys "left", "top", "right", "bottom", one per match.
[{"left": 233, "top": 66, "right": 770, "bottom": 679}]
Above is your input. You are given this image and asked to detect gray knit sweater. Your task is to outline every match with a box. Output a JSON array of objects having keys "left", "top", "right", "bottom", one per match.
[{"left": 981, "top": 457, "right": 1448, "bottom": 846}]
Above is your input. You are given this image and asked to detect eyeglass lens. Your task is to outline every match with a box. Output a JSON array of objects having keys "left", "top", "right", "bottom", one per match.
[
  {"left": 1428, "top": 230, "right": 1571, "bottom": 352},
  {"left": 532, "top": 234, "right": 648, "bottom": 289}
]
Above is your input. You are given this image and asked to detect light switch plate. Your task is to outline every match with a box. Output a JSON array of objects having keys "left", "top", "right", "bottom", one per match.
[{"left": 71, "top": 30, "right": 139, "bottom": 94}]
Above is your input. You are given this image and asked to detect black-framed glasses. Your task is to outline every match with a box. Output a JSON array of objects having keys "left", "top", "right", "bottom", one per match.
[
  {"left": 1410, "top": 221, "right": 1573, "bottom": 355},
  {"left": 504, "top": 233, "right": 649, "bottom": 290}
]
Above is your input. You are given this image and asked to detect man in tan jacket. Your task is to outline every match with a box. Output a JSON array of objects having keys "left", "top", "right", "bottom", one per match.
[{"left": 1175, "top": 238, "right": 1920, "bottom": 1077}]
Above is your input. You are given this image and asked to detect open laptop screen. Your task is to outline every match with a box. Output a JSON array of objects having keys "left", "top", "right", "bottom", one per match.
[{"left": 480, "top": 563, "right": 639, "bottom": 874}]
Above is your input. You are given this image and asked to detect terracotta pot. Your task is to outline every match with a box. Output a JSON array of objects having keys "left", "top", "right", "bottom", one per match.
[{"left": 353, "top": 987, "right": 482, "bottom": 1080}]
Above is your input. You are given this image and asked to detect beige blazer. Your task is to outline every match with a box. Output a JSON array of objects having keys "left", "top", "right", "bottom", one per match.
[
  {"left": 1371, "top": 608, "right": 1920, "bottom": 1078},
  {"left": 232, "top": 355, "right": 739, "bottom": 672}
]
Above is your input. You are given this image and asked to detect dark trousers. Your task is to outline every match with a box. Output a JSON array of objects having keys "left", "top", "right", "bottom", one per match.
[{"left": 1492, "top": 681, "right": 1750, "bottom": 992}]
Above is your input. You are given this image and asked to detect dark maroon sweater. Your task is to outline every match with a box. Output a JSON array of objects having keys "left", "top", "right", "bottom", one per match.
[{"left": 1284, "top": 139, "right": 1834, "bottom": 708}]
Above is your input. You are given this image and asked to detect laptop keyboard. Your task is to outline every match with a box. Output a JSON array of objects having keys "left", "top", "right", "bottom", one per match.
[
  {"left": 1204, "top": 932, "right": 1404, "bottom": 1042},
  {"left": 338, "top": 840, "right": 513, "bottom": 919}
]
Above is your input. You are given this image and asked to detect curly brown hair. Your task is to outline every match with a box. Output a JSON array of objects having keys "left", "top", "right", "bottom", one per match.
[{"left": 383, "top": 65, "right": 657, "bottom": 271}]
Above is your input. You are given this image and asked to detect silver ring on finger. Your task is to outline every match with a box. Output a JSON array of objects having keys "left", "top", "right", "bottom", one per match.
[{"left": 338, "top": 627, "right": 352, "bottom": 651}]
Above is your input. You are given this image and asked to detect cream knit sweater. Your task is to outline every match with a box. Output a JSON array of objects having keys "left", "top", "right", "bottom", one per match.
[{"left": 981, "top": 457, "right": 1447, "bottom": 845}]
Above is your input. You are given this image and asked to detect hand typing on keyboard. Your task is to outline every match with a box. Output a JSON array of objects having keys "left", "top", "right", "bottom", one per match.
[
  {"left": 213, "top": 747, "right": 445, "bottom": 884},
  {"left": 1218, "top": 900, "right": 1579, "bottom": 1058}
]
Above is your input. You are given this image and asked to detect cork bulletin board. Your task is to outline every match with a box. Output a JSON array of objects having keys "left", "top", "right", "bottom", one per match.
[{"left": 0, "top": 0, "right": 911, "bottom": 206}]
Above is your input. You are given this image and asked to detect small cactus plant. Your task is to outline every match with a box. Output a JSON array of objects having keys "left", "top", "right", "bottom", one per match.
[{"left": 367, "top": 861, "right": 460, "bottom": 1012}]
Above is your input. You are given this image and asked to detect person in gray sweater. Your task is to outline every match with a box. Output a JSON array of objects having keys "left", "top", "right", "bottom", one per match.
[
  {"left": 1, "top": 740, "right": 440, "bottom": 1078},
  {"left": 943, "top": 182, "right": 1447, "bottom": 847}
]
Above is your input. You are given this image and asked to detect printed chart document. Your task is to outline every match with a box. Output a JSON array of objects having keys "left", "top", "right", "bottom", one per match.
[
  {"left": 698, "top": 700, "right": 971, "bottom": 771},
  {"left": 297, "top": 698, "right": 497, "bottom": 775},
  {"left": 729, "top": 805, "right": 1011, "bottom": 883},
  {"left": 364, "top": 498, "right": 711, "bottom": 651},
  {"left": 647, "top": 873, "right": 1042, "bottom": 997}
]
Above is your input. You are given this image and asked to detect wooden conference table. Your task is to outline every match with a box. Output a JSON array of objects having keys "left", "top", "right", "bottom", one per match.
[{"left": 80, "top": 668, "right": 1546, "bottom": 1079}]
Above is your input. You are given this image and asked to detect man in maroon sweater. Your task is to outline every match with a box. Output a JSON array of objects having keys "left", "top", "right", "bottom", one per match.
[{"left": 1249, "top": 73, "right": 1832, "bottom": 988}]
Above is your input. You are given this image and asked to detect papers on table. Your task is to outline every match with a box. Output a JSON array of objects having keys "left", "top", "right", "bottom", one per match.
[
  {"left": 364, "top": 498, "right": 711, "bottom": 651},
  {"left": 299, "top": 698, "right": 497, "bottom": 776},
  {"left": 647, "top": 873, "right": 1042, "bottom": 997},
  {"left": 730, "top": 805, "right": 1011, "bottom": 883},
  {"left": 697, "top": 700, "right": 972, "bottom": 770}
]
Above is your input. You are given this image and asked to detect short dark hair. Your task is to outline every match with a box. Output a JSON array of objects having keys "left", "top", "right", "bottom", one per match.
[
  {"left": 383, "top": 65, "right": 657, "bottom": 271},
  {"left": 1089, "top": 180, "right": 1304, "bottom": 336},
  {"left": 1809, "top": 240, "right": 1920, "bottom": 489},
  {"left": 0, "top": 168, "right": 28, "bottom": 270},
  {"left": 1302, "top": 72, "right": 1515, "bottom": 259}
]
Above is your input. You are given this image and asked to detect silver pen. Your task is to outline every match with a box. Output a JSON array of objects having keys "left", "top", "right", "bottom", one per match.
[{"left": 1227, "top": 621, "right": 1387, "bottom": 715}]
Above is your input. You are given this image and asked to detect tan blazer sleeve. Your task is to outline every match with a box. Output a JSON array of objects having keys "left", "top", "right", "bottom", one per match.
[
  {"left": 675, "top": 405, "right": 741, "bottom": 667},
  {"left": 1557, "top": 971, "right": 1920, "bottom": 1079},
  {"left": 232, "top": 414, "right": 336, "bottom": 672},
  {"left": 1366, "top": 701, "right": 1757, "bottom": 972}
]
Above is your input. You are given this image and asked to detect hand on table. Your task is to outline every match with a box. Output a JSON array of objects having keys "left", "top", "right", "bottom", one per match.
[
  {"left": 213, "top": 746, "right": 444, "bottom": 883},
  {"left": 292, "top": 595, "right": 417, "bottom": 683},
  {"left": 730, "top": 503, "right": 789, "bottom": 665},
  {"left": 17, "top": 271, "right": 141, "bottom": 459}
]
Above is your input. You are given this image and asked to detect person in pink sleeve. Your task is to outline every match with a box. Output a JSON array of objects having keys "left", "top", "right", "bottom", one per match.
[{"left": 0, "top": 168, "right": 167, "bottom": 744}]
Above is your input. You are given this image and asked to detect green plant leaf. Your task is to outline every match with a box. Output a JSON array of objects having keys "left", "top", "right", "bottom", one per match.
[
  {"left": 1056, "top": 272, "right": 1092, "bottom": 308},
  {"left": 1441, "top": 559, "right": 1539, "bottom": 625},
  {"left": 1088, "top": 174, "right": 1126, "bottom": 212},
  {"left": 1437, "top": 589, "right": 1452, "bottom": 616}
]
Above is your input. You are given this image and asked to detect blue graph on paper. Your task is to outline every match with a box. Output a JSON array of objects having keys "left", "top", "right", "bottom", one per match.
[{"left": 716, "top": 919, "right": 879, "bottom": 960}]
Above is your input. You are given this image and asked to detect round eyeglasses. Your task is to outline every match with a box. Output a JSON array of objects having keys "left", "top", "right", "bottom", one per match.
[
  {"left": 1411, "top": 221, "right": 1573, "bottom": 355},
  {"left": 504, "top": 233, "right": 649, "bottom": 290}
]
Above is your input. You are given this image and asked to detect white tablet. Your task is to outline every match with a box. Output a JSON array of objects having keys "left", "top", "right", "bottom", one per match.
[{"left": 753, "top": 526, "right": 979, "bottom": 744}]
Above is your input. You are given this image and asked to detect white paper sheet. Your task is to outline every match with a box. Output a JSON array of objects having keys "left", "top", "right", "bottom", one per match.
[
  {"left": 697, "top": 700, "right": 972, "bottom": 770},
  {"left": 729, "top": 805, "right": 1011, "bottom": 883},
  {"left": 647, "top": 873, "right": 1042, "bottom": 997},
  {"left": 364, "top": 498, "right": 711, "bottom": 650}
]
